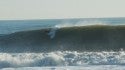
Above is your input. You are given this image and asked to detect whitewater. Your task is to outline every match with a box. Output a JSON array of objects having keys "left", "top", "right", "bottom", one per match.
[
  {"left": 1, "top": 51, "right": 125, "bottom": 70},
  {"left": 1, "top": 18, "right": 125, "bottom": 70}
]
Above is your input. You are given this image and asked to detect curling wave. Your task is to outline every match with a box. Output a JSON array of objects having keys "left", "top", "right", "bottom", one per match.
[{"left": 0, "top": 25, "right": 125, "bottom": 52}]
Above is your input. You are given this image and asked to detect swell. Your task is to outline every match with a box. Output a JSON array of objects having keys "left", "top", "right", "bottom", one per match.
[{"left": 0, "top": 25, "right": 125, "bottom": 52}]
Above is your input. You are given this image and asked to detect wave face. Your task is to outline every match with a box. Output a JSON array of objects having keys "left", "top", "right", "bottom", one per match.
[
  {"left": 0, "top": 51, "right": 125, "bottom": 68},
  {"left": 0, "top": 25, "right": 125, "bottom": 52}
]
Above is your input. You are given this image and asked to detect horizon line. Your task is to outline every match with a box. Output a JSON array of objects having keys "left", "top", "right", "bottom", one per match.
[{"left": 0, "top": 17, "right": 125, "bottom": 21}]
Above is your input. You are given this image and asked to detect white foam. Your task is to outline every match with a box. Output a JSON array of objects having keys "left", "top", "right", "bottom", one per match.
[
  {"left": 1, "top": 66, "right": 125, "bottom": 70},
  {"left": 0, "top": 51, "right": 125, "bottom": 68}
]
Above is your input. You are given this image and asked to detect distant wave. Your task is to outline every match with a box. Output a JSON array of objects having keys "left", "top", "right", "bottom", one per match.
[{"left": 0, "top": 25, "right": 125, "bottom": 52}]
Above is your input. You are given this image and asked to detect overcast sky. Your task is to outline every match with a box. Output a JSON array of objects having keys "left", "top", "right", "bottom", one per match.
[{"left": 0, "top": 0, "right": 125, "bottom": 20}]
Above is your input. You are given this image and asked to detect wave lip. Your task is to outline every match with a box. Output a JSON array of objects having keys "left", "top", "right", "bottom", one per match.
[{"left": 54, "top": 21, "right": 107, "bottom": 28}]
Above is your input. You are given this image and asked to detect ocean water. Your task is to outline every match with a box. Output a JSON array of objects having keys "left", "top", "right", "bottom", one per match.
[
  {"left": 1, "top": 51, "right": 125, "bottom": 70},
  {"left": 0, "top": 18, "right": 125, "bottom": 34},
  {"left": 0, "top": 18, "right": 125, "bottom": 70},
  {"left": 0, "top": 51, "right": 125, "bottom": 70}
]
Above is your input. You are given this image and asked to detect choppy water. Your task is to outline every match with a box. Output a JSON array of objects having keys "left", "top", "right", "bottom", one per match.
[{"left": 0, "top": 51, "right": 125, "bottom": 69}]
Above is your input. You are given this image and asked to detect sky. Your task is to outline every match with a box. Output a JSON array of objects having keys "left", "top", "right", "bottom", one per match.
[{"left": 0, "top": 0, "right": 125, "bottom": 20}]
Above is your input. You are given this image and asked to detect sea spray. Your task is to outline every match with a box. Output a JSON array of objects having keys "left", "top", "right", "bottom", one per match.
[
  {"left": 0, "top": 51, "right": 125, "bottom": 68},
  {"left": 55, "top": 21, "right": 106, "bottom": 28},
  {"left": 48, "top": 28, "right": 58, "bottom": 39},
  {"left": 48, "top": 20, "right": 106, "bottom": 39}
]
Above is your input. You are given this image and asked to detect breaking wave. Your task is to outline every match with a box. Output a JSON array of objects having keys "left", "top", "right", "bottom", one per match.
[
  {"left": 0, "top": 51, "right": 125, "bottom": 68},
  {"left": 0, "top": 25, "right": 125, "bottom": 52}
]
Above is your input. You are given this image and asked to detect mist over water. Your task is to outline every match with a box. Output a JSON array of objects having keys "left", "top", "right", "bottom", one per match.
[{"left": 54, "top": 21, "right": 106, "bottom": 28}]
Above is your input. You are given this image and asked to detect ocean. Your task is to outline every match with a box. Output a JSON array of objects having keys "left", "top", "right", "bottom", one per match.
[{"left": 0, "top": 18, "right": 125, "bottom": 70}]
